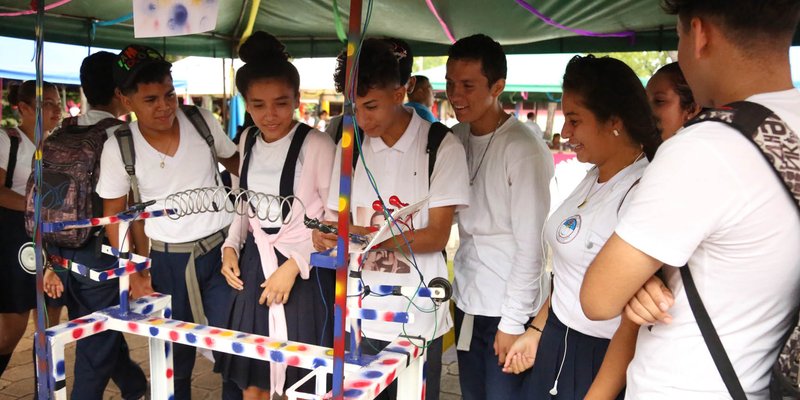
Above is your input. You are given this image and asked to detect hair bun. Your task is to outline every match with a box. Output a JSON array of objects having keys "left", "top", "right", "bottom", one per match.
[{"left": 239, "top": 31, "right": 289, "bottom": 64}]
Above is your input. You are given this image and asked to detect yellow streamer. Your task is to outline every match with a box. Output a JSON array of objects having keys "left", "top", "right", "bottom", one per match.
[{"left": 238, "top": 0, "right": 263, "bottom": 47}]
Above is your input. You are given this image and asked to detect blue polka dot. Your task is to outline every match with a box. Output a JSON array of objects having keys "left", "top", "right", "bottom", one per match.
[
  {"left": 168, "top": 395, "right": 174, "bottom": 400},
  {"left": 313, "top": 358, "right": 327, "bottom": 368},
  {"left": 66, "top": 322, "right": 77, "bottom": 328},
  {"left": 232, "top": 342, "right": 244, "bottom": 353},
  {"left": 120, "top": 290, "right": 128, "bottom": 300},
  {"left": 165, "top": 343, "right": 171, "bottom": 358},
  {"left": 363, "top": 370, "right": 382, "bottom": 379},
  {"left": 270, "top": 351, "right": 284, "bottom": 363},
  {"left": 149, "top": 327, "right": 159, "bottom": 336},
  {"left": 377, "top": 285, "right": 393, "bottom": 294},
  {"left": 164, "top": 309, "right": 172, "bottom": 318},
  {"left": 236, "top": 333, "right": 247, "bottom": 339},
  {"left": 136, "top": 263, "right": 146, "bottom": 272},
  {"left": 98, "top": 272, "right": 108, "bottom": 281},
  {"left": 194, "top": 324, "right": 205, "bottom": 330},
  {"left": 56, "top": 360, "right": 65, "bottom": 375},
  {"left": 419, "top": 287, "right": 431, "bottom": 297},
  {"left": 142, "top": 305, "right": 153, "bottom": 314},
  {"left": 361, "top": 309, "right": 377, "bottom": 320},
  {"left": 185, "top": 333, "right": 197, "bottom": 343},
  {"left": 147, "top": 3, "right": 156, "bottom": 12},
  {"left": 344, "top": 389, "right": 363, "bottom": 397}
]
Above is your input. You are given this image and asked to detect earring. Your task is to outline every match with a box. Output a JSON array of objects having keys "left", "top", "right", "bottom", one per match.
[{"left": 613, "top": 129, "right": 620, "bottom": 137}]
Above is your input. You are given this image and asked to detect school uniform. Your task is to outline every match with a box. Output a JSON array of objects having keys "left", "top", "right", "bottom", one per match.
[
  {"left": 450, "top": 117, "right": 553, "bottom": 400},
  {"left": 215, "top": 123, "right": 336, "bottom": 395},
  {"left": 97, "top": 106, "right": 237, "bottom": 399},
  {"left": 47, "top": 110, "right": 147, "bottom": 399},
  {"left": 524, "top": 157, "right": 647, "bottom": 399},
  {"left": 327, "top": 109, "right": 470, "bottom": 400}
]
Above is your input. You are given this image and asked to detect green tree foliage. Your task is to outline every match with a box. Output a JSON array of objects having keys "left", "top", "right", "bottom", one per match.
[{"left": 592, "top": 51, "right": 674, "bottom": 77}]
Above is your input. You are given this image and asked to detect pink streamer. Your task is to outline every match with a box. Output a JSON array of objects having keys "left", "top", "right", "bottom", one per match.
[
  {"left": 0, "top": 0, "right": 72, "bottom": 17},
  {"left": 514, "top": 0, "right": 635, "bottom": 39},
  {"left": 425, "top": 0, "right": 456, "bottom": 44}
]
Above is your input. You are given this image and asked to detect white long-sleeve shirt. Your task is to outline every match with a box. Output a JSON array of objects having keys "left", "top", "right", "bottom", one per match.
[{"left": 452, "top": 117, "right": 554, "bottom": 334}]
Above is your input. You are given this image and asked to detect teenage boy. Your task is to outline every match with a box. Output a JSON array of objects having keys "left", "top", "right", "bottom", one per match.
[
  {"left": 317, "top": 38, "right": 469, "bottom": 400},
  {"left": 445, "top": 34, "right": 553, "bottom": 400},
  {"left": 96, "top": 45, "right": 239, "bottom": 399},
  {"left": 42, "top": 51, "right": 148, "bottom": 400},
  {"left": 581, "top": 1, "right": 800, "bottom": 398},
  {"left": 405, "top": 75, "right": 437, "bottom": 123}
]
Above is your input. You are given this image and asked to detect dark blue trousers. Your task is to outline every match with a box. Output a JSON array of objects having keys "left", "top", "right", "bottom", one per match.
[
  {"left": 149, "top": 243, "right": 232, "bottom": 400},
  {"left": 454, "top": 307, "right": 529, "bottom": 400},
  {"left": 49, "top": 242, "right": 147, "bottom": 400}
]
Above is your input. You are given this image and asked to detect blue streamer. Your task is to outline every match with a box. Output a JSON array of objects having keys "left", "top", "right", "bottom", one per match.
[{"left": 90, "top": 13, "right": 133, "bottom": 40}]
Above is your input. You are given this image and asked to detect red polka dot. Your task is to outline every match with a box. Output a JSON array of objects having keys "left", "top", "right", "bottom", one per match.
[
  {"left": 204, "top": 337, "right": 214, "bottom": 347},
  {"left": 287, "top": 356, "right": 300, "bottom": 366},
  {"left": 166, "top": 368, "right": 173, "bottom": 379},
  {"left": 176, "top": 323, "right": 188, "bottom": 328},
  {"left": 383, "top": 312, "right": 396, "bottom": 322},
  {"left": 385, "top": 371, "right": 396, "bottom": 386},
  {"left": 254, "top": 337, "right": 266, "bottom": 344},
  {"left": 296, "top": 345, "right": 307, "bottom": 351},
  {"left": 398, "top": 340, "right": 411, "bottom": 346},
  {"left": 72, "top": 328, "right": 84, "bottom": 339},
  {"left": 90, "top": 218, "right": 100, "bottom": 225},
  {"left": 353, "top": 380, "right": 371, "bottom": 388},
  {"left": 93, "top": 322, "right": 103, "bottom": 332},
  {"left": 126, "top": 262, "right": 136, "bottom": 272},
  {"left": 256, "top": 345, "right": 266, "bottom": 357},
  {"left": 375, "top": 386, "right": 381, "bottom": 396},
  {"left": 209, "top": 328, "right": 221, "bottom": 335},
  {"left": 381, "top": 358, "right": 399, "bottom": 365},
  {"left": 127, "top": 322, "right": 138, "bottom": 332},
  {"left": 169, "top": 331, "right": 179, "bottom": 341}
]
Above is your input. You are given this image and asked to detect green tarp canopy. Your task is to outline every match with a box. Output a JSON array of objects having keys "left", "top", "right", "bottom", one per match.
[{"left": 0, "top": 1, "right": 696, "bottom": 58}]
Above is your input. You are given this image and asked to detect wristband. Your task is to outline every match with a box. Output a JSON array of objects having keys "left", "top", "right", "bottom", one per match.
[{"left": 527, "top": 323, "right": 543, "bottom": 334}]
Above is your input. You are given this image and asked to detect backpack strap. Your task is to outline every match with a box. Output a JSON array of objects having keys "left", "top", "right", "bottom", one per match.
[
  {"left": 113, "top": 124, "right": 142, "bottom": 204},
  {"left": 426, "top": 122, "right": 450, "bottom": 185},
  {"left": 61, "top": 115, "right": 80, "bottom": 127},
  {"left": 280, "top": 123, "right": 312, "bottom": 219},
  {"left": 4, "top": 128, "right": 21, "bottom": 189},
  {"left": 238, "top": 126, "right": 260, "bottom": 192},
  {"left": 680, "top": 101, "right": 800, "bottom": 400},
  {"left": 180, "top": 105, "right": 222, "bottom": 187}
]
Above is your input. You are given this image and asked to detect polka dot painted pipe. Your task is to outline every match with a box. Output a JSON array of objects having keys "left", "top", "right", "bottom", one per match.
[
  {"left": 49, "top": 253, "right": 150, "bottom": 282},
  {"left": 368, "top": 285, "right": 445, "bottom": 300},
  {"left": 42, "top": 208, "right": 176, "bottom": 233},
  {"left": 338, "top": 336, "right": 426, "bottom": 399},
  {"left": 348, "top": 308, "right": 413, "bottom": 324}
]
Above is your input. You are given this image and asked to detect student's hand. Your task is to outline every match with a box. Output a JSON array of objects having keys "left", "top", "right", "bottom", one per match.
[
  {"left": 502, "top": 327, "right": 541, "bottom": 374},
  {"left": 221, "top": 247, "right": 243, "bottom": 290},
  {"left": 130, "top": 271, "right": 155, "bottom": 299},
  {"left": 494, "top": 329, "right": 522, "bottom": 366},
  {"left": 259, "top": 258, "right": 300, "bottom": 306},
  {"left": 44, "top": 269, "right": 64, "bottom": 299},
  {"left": 625, "top": 274, "right": 674, "bottom": 325},
  {"left": 312, "top": 221, "right": 338, "bottom": 251}
]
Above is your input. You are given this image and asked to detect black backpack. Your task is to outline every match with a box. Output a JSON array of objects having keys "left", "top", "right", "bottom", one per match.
[{"left": 680, "top": 101, "right": 800, "bottom": 400}]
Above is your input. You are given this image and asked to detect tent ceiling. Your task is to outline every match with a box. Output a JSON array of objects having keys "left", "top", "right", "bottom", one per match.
[{"left": 1, "top": 1, "right": 798, "bottom": 58}]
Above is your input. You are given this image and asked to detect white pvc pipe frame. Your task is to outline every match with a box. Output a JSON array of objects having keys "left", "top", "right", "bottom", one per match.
[{"left": 40, "top": 212, "right": 427, "bottom": 400}]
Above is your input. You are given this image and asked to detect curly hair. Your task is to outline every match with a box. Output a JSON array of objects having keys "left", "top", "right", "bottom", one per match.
[{"left": 334, "top": 38, "right": 401, "bottom": 97}]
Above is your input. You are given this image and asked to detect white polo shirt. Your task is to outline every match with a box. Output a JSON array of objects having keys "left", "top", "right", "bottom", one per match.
[
  {"left": 618, "top": 89, "right": 800, "bottom": 399},
  {"left": 549, "top": 158, "right": 647, "bottom": 339},
  {"left": 96, "top": 107, "right": 236, "bottom": 243},
  {"left": 451, "top": 117, "right": 554, "bottom": 334},
  {"left": 327, "top": 109, "right": 470, "bottom": 342}
]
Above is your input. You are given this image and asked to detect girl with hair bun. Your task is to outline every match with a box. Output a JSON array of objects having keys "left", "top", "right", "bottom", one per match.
[
  {"left": 216, "top": 31, "right": 336, "bottom": 399},
  {"left": 0, "top": 80, "right": 63, "bottom": 378}
]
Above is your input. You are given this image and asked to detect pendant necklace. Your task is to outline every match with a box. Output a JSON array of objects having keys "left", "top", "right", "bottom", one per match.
[
  {"left": 467, "top": 116, "right": 504, "bottom": 186},
  {"left": 158, "top": 133, "right": 176, "bottom": 168}
]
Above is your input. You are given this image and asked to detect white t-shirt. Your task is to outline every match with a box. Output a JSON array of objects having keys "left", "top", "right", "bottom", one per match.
[
  {"left": 241, "top": 124, "right": 306, "bottom": 229},
  {"left": 451, "top": 117, "right": 554, "bottom": 334},
  {"left": 0, "top": 127, "right": 34, "bottom": 196},
  {"left": 618, "top": 89, "right": 800, "bottom": 399},
  {"left": 327, "top": 109, "right": 470, "bottom": 342},
  {"left": 77, "top": 109, "right": 122, "bottom": 139},
  {"left": 96, "top": 107, "right": 237, "bottom": 243},
  {"left": 549, "top": 158, "right": 647, "bottom": 339}
]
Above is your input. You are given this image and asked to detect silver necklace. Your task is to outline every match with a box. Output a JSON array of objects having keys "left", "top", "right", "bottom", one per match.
[
  {"left": 157, "top": 133, "right": 176, "bottom": 168},
  {"left": 467, "top": 116, "right": 504, "bottom": 186}
]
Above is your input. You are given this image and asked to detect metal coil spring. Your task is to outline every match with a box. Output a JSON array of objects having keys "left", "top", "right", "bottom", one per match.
[{"left": 163, "top": 187, "right": 305, "bottom": 224}]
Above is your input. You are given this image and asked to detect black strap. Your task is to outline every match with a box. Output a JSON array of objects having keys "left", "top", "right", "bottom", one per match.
[
  {"left": 426, "top": 122, "right": 449, "bottom": 186},
  {"left": 180, "top": 105, "right": 221, "bottom": 187},
  {"left": 4, "top": 128, "right": 20, "bottom": 189},
  {"left": 113, "top": 124, "right": 141, "bottom": 203},
  {"left": 681, "top": 265, "right": 748, "bottom": 399},
  {"left": 239, "top": 123, "right": 312, "bottom": 220}
]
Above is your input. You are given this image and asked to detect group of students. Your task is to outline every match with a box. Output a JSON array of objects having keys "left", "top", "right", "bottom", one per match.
[{"left": 1, "top": 0, "right": 799, "bottom": 399}]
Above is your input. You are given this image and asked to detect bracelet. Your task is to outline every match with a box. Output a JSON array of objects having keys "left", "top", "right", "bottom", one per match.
[{"left": 527, "top": 323, "right": 543, "bottom": 334}]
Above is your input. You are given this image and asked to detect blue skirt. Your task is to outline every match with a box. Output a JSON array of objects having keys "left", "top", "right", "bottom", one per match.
[
  {"left": 214, "top": 232, "right": 335, "bottom": 392},
  {"left": 523, "top": 309, "right": 625, "bottom": 400}
]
